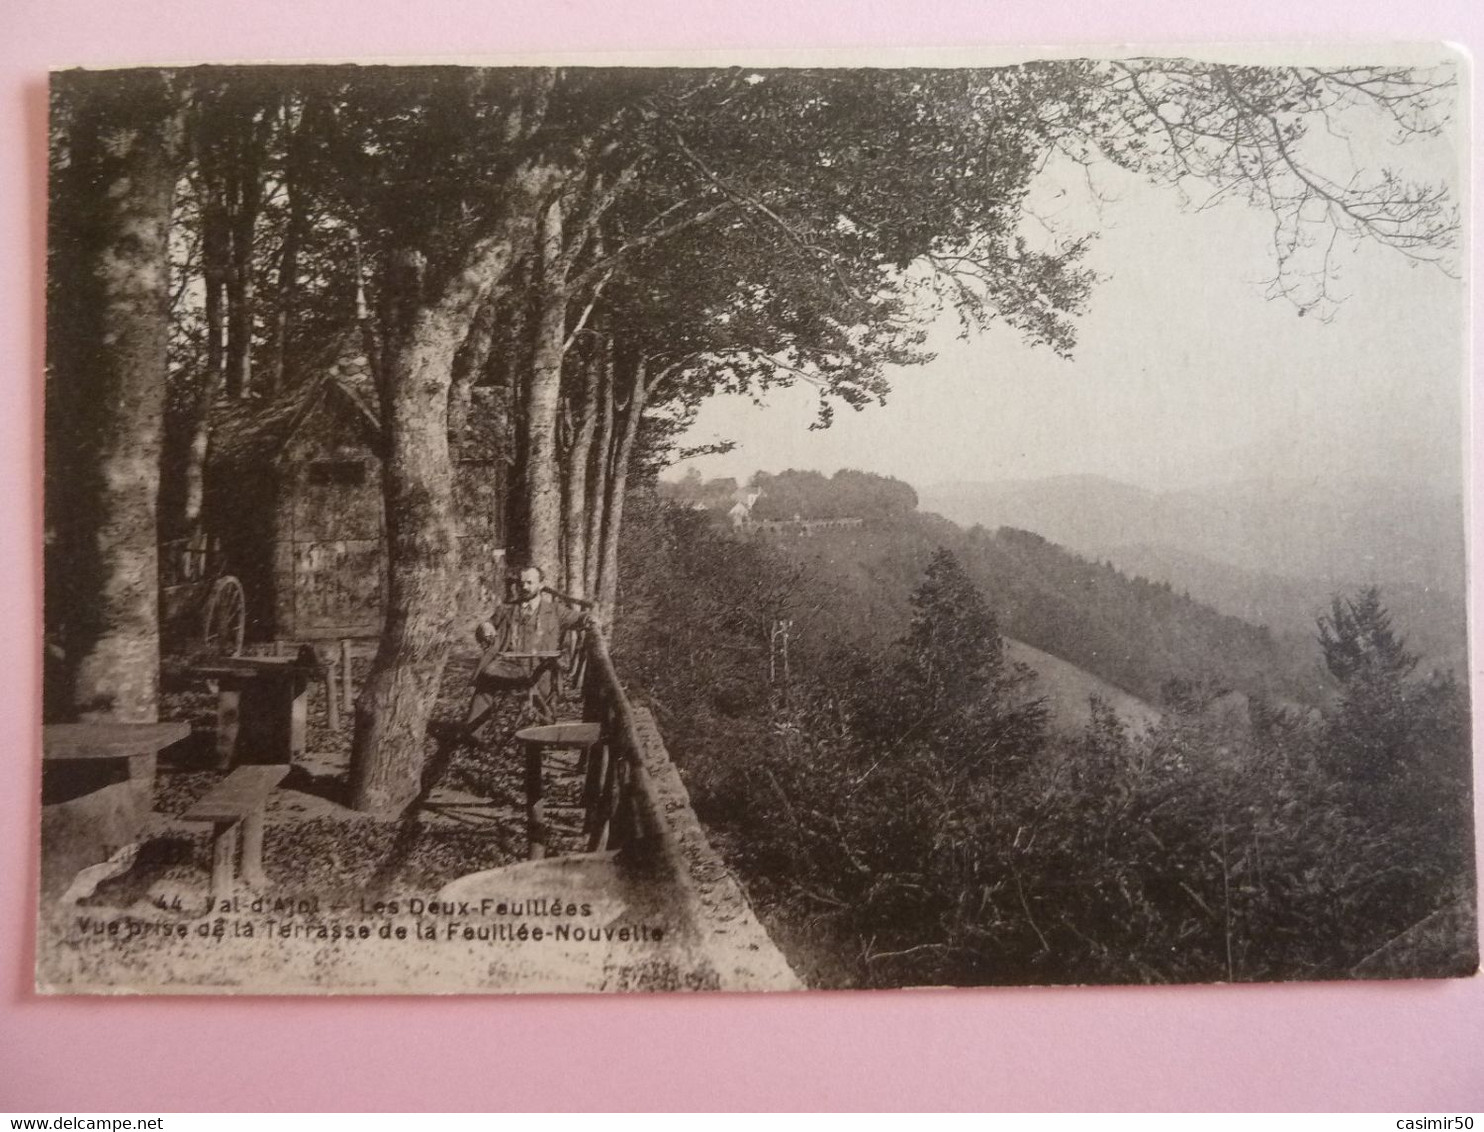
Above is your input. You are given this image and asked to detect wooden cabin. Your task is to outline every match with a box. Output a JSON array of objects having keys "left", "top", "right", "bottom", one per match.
[{"left": 206, "top": 345, "right": 508, "bottom": 643}]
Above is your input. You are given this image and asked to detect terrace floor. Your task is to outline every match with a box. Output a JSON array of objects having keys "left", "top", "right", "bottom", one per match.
[{"left": 36, "top": 650, "right": 800, "bottom": 994}]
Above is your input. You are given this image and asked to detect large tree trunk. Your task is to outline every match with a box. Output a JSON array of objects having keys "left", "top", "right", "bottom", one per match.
[
  {"left": 597, "top": 354, "right": 647, "bottom": 627},
  {"left": 348, "top": 163, "right": 553, "bottom": 816},
  {"left": 525, "top": 195, "right": 567, "bottom": 582},
  {"left": 347, "top": 308, "right": 461, "bottom": 814},
  {"left": 50, "top": 71, "right": 183, "bottom": 723}
]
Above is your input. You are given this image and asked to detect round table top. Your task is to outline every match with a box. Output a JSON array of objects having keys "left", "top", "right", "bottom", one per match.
[
  {"left": 192, "top": 656, "right": 321, "bottom": 678},
  {"left": 514, "top": 722, "right": 603, "bottom": 747},
  {"left": 42, "top": 720, "right": 191, "bottom": 759}
]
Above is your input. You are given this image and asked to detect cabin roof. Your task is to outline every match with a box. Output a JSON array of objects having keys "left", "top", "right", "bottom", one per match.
[
  {"left": 208, "top": 338, "right": 506, "bottom": 475},
  {"left": 209, "top": 373, "right": 380, "bottom": 473},
  {"left": 208, "top": 334, "right": 381, "bottom": 472}
]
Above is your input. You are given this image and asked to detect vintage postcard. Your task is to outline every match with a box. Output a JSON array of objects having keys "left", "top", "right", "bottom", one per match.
[{"left": 38, "top": 48, "right": 1476, "bottom": 993}]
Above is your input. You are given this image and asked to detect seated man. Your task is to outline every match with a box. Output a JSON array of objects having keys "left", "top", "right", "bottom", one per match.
[{"left": 462, "top": 564, "right": 592, "bottom": 740}]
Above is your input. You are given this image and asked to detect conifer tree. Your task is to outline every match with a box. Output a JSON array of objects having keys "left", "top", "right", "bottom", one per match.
[{"left": 884, "top": 548, "right": 1047, "bottom": 773}]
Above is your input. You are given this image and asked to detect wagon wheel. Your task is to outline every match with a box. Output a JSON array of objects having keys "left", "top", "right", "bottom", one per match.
[{"left": 202, "top": 575, "right": 246, "bottom": 657}]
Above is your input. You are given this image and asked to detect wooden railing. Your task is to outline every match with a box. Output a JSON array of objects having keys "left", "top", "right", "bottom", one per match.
[{"left": 579, "top": 626, "right": 689, "bottom": 880}]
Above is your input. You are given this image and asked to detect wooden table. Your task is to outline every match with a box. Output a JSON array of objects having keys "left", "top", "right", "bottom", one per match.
[
  {"left": 43, "top": 720, "right": 192, "bottom": 798},
  {"left": 482, "top": 649, "right": 564, "bottom": 672},
  {"left": 43, "top": 720, "right": 192, "bottom": 756},
  {"left": 193, "top": 656, "right": 320, "bottom": 769},
  {"left": 40, "top": 721, "right": 192, "bottom": 895},
  {"left": 514, "top": 721, "right": 604, "bottom": 860}
]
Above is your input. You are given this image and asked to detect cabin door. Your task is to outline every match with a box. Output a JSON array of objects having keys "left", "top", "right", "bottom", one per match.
[{"left": 289, "top": 458, "right": 385, "bottom": 637}]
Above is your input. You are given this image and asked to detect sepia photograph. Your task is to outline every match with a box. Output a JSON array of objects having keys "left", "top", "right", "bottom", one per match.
[{"left": 37, "top": 49, "right": 1477, "bottom": 994}]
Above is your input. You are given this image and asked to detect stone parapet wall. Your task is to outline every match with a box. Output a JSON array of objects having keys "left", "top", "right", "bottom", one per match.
[{"left": 627, "top": 707, "right": 803, "bottom": 991}]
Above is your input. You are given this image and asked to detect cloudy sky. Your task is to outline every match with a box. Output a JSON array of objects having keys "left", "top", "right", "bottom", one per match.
[{"left": 670, "top": 86, "right": 1466, "bottom": 496}]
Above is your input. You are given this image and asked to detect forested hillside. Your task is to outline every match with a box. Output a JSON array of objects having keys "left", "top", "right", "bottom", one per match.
[
  {"left": 1090, "top": 540, "right": 1468, "bottom": 680},
  {"left": 922, "top": 475, "right": 1468, "bottom": 678},
  {"left": 616, "top": 484, "right": 1476, "bottom": 988},
  {"left": 706, "top": 470, "right": 1331, "bottom": 707}
]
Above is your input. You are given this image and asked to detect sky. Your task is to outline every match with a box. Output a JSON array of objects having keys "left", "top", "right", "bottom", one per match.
[{"left": 669, "top": 83, "right": 1467, "bottom": 497}]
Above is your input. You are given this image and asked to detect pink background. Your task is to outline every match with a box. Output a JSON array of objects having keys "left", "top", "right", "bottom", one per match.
[{"left": 3, "top": 0, "right": 1481, "bottom": 1112}]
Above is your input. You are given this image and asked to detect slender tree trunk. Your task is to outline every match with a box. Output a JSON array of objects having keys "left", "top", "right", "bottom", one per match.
[
  {"left": 264, "top": 96, "right": 305, "bottom": 398},
  {"left": 183, "top": 128, "right": 230, "bottom": 534},
  {"left": 224, "top": 108, "right": 261, "bottom": 399},
  {"left": 51, "top": 71, "right": 183, "bottom": 723},
  {"left": 200, "top": 176, "right": 229, "bottom": 389},
  {"left": 348, "top": 162, "right": 554, "bottom": 815},
  {"left": 500, "top": 273, "right": 532, "bottom": 566},
  {"left": 561, "top": 344, "right": 599, "bottom": 597},
  {"left": 597, "top": 355, "right": 647, "bottom": 626},
  {"left": 350, "top": 231, "right": 385, "bottom": 408},
  {"left": 584, "top": 338, "right": 613, "bottom": 599},
  {"left": 448, "top": 292, "right": 498, "bottom": 445},
  {"left": 180, "top": 365, "right": 225, "bottom": 534},
  {"left": 525, "top": 194, "right": 567, "bottom": 582}
]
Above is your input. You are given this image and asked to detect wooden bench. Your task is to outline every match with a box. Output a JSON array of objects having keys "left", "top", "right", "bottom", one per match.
[{"left": 180, "top": 765, "right": 289, "bottom": 899}]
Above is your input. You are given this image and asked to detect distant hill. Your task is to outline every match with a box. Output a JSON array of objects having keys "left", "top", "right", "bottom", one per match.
[
  {"left": 1089, "top": 540, "right": 1339, "bottom": 628},
  {"left": 924, "top": 475, "right": 1162, "bottom": 554},
  {"left": 763, "top": 509, "right": 1331, "bottom": 709},
  {"left": 919, "top": 473, "right": 1466, "bottom": 671},
  {"left": 659, "top": 466, "right": 1464, "bottom": 709},
  {"left": 964, "top": 525, "right": 1333, "bottom": 707},
  {"left": 921, "top": 474, "right": 1463, "bottom": 585},
  {"left": 1094, "top": 541, "right": 1468, "bottom": 677}
]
